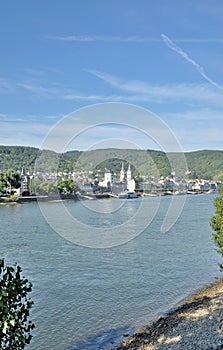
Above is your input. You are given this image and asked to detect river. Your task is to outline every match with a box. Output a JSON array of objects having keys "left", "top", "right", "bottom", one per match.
[{"left": 0, "top": 193, "right": 221, "bottom": 349}]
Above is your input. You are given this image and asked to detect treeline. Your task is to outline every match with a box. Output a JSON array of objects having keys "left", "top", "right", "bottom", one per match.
[
  {"left": 0, "top": 168, "right": 79, "bottom": 197},
  {"left": 0, "top": 146, "right": 223, "bottom": 180},
  {"left": 0, "top": 146, "right": 81, "bottom": 173},
  {"left": 185, "top": 150, "right": 223, "bottom": 180}
]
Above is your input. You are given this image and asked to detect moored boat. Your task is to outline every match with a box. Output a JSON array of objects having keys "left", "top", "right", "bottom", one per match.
[{"left": 118, "top": 191, "right": 139, "bottom": 199}]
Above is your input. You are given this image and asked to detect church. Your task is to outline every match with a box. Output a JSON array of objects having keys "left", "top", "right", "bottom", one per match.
[
  {"left": 99, "top": 163, "right": 135, "bottom": 193},
  {"left": 120, "top": 162, "right": 136, "bottom": 192}
]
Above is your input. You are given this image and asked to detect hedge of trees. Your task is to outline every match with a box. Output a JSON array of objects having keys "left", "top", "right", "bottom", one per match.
[
  {"left": 211, "top": 185, "right": 223, "bottom": 269},
  {"left": 0, "top": 168, "right": 79, "bottom": 197}
]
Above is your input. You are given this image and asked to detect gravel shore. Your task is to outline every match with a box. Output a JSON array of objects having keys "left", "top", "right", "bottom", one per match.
[{"left": 113, "top": 279, "right": 223, "bottom": 350}]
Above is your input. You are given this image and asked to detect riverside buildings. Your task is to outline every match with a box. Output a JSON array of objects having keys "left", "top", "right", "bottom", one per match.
[
  {"left": 98, "top": 163, "right": 136, "bottom": 193},
  {"left": 3, "top": 164, "right": 220, "bottom": 197}
]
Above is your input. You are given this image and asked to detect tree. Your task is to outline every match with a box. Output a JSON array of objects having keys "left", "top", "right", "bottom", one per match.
[
  {"left": 35, "top": 180, "right": 57, "bottom": 195},
  {"left": 211, "top": 185, "right": 223, "bottom": 269},
  {"left": 0, "top": 172, "right": 6, "bottom": 194},
  {"left": 4, "top": 169, "right": 21, "bottom": 194},
  {"left": 56, "top": 178, "right": 78, "bottom": 194},
  {"left": 0, "top": 259, "right": 35, "bottom": 349}
]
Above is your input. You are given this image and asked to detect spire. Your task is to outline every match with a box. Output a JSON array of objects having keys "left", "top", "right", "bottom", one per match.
[
  {"left": 120, "top": 162, "right": 125, "bottom": 182},
  {"left": 127, "top": 163, "right": 131, "bottom": 182}
]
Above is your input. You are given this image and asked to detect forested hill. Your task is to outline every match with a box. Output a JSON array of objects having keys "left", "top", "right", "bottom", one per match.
[
  {"left": 185, "top": 150, "right": 223, "bottom": 180},
  {"left": 0, "top": 145, "right": 223, "bottom": 180}
]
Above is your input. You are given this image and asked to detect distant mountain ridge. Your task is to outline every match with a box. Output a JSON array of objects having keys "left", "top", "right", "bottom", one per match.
[{"left": 0, "top": 145, "right": 223, "bottom": 180}]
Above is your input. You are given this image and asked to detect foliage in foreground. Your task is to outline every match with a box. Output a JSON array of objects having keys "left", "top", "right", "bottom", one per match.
[
  {"left": 211, "top": 185, "right": 223, "bottom": 269},
  {"left": 0, "top": 195, "right": 19, "bottom": 203},
  {"left": 0, "top": 259, "right": 35, "bottom": 349}
]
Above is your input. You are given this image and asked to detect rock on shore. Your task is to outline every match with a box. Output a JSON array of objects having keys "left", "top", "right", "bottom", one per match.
[{"left": 113, "top": 279, "right": 223, "bottom": 350}]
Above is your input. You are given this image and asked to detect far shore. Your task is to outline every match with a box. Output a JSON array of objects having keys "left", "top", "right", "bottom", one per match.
[
  {"left": 112, "top": 278, "right": 223, "bottom": 350},
  {"left": 0, "top": 189, "right": 216, "bottom": 206}
]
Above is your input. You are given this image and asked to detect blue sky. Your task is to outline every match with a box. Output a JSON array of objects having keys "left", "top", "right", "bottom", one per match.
[{"left": 1, "top": 0, "right": 223, "bottom": 151}]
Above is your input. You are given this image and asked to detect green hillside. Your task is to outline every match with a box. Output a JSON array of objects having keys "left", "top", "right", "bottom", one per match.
[
  {"left": 75, "top": 149, "right": 171, "bottom": 178},
  {"left": 185, "top": 150, "right": 223, "bottom": 180},
  {"left": 0, "top": 146, "right": 223, "bottom": 180},
  {"left": 0, "top": 146, "right": 39, "bottom": 172}
]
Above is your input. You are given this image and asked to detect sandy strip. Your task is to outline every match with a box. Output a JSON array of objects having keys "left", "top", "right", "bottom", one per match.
[{"left": 113, "top": 279, "right": 223, "bottom": 350}]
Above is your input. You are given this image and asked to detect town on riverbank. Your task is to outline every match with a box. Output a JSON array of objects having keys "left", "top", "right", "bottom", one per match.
[
  {"left": 0, "top": 161, "right": 221, "bottom": 203},
  {"left": 0, "top": 146, "right": 222, "bottom": 203}
]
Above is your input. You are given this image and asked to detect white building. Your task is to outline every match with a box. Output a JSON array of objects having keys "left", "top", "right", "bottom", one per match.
[
  {"left": 127, "top": 178, "right": 136, "bottom": 192},
  {"left": 99, "top": 169, "right": 114, "bottom": 189}
]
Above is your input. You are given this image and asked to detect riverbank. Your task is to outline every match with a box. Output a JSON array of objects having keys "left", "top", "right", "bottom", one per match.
[
  {"left": 0, "top": 189, "right": 215, "bottom": 205},
  {"left": 113, "top": 278, "right": 223, "bottom": 350}
]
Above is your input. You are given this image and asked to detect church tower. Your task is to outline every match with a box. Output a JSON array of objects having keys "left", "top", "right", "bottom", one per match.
[
  {"left": 127, "top": 163, "right": 135, "bottom": 192},
  {"left": 127, "top": 163, "right": 132, "bottom": 183},
  {"left": 120, "top": 162, "right": 125, "bottom": 182}
]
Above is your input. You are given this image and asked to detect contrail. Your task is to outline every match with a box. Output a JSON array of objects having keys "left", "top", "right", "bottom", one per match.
[{"left": 161, "top": 34, "right": 223, "bottom": 91}]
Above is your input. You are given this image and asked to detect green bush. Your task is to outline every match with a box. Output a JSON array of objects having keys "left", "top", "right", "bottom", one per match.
[
  {"left": 0, "top": 195, "right": 19, "bottom": 203},
  {"left": 211, "top": 185, "right": 223, "bottom": 269},
  {"left": 0, "top": 259, "right": 35, "bottom": 349}
]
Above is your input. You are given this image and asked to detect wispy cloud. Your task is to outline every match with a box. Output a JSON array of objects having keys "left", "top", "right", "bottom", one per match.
[
  {"left": 165, "top": 108, "right": 223, "bottom": 122},
  {"left": 0, "top": 76, "right": 65, "bottom": 99},
  {"left": 23, "top": 68, "right": 45, "bottom": 77},
  {"left": 23, "top": 67, "right": 63, "bottom": 77},
  {"left": 174, "top": 124, "right": 223, "bottom": 151},
  {"left": 0, "top": 113, "right": 59, "bottom": 124},
  {"left": 46, "top": 34, "right": 223, "bottom": 44},
  {"left": 2, "top": 68, "right": 223, "bottom": 107},
  {"left": 0, "top": 112, "right": 62, "bottom": 147},
  {"left": 65, "top": 94, "right": 125, "bottom": 102},
  {"left": 0, "top": 78, "right": 16, "bottom": 93},
  {"left": 17, "top": 80, "right": 70, "bottom": 99},
  {"left": 160, "top": 108, "right": 223, "bottom": 151},
  {"left": 175, "top": 38, "right": 223, "bottom": 43},
  {"left": 86, "top": 70, "right": 223, "bottom": 105},
  {"left": 1, "top": 108, "right": 222, "bottom": 151},
  {"left": 86, "top": 69, "right": 151, "bottom": 94},
  {"left": 162, "top": 34, "right": 223, "bottom": 91},
  {"left": 0, "top": 72, "right": 69, "bottom": 99},
  {"left": 46, "top": 35, "right": 159, "bottom": 43},
  {"left": 64, "top": 93, "right": 158, "bottom": 102},
  {"left": 0, "top": 113, "right": 8, "bottom": 119}
]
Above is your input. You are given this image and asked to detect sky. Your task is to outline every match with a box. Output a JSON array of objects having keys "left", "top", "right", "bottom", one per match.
[{"left": 1, "top": 0, "right": 223, "bottom": 152}]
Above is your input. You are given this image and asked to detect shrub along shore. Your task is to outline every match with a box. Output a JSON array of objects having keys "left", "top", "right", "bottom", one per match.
[{"left": 112, "top": 279, "right": 223, "bottom": 350}]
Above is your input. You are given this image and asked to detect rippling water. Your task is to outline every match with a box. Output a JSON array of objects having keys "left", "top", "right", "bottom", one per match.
[{"left": 0, "top": 194, "right": 220, "bottom": 349}]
